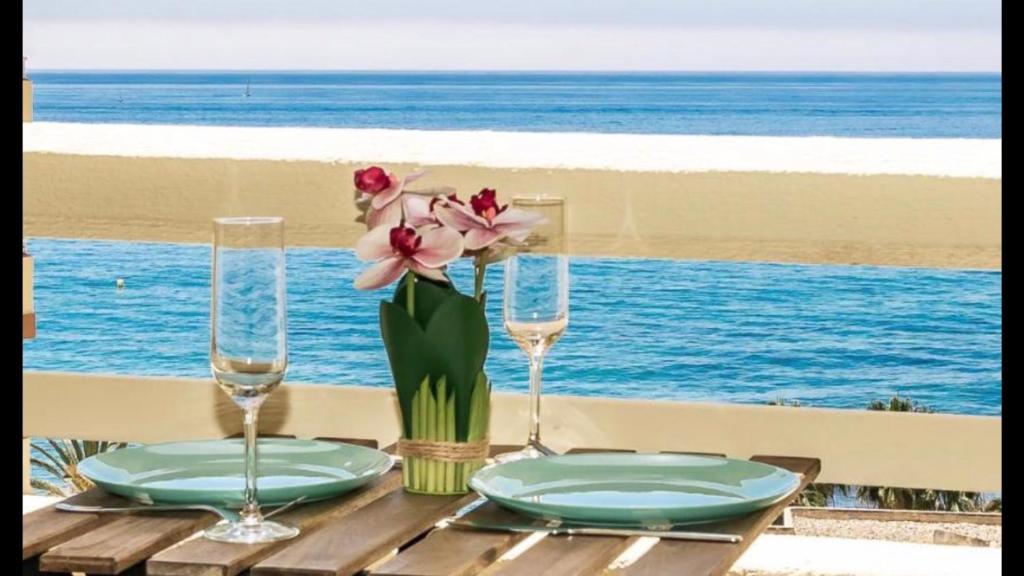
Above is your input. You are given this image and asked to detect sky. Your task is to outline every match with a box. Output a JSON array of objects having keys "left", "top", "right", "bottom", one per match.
[{"left": 23, "top": 0, "right": 1001, "bottom": 71}]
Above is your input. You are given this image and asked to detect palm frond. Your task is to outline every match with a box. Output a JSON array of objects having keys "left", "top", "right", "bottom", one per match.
[
  {"left": 70, "top": 439, "right": 86, "bottom": 463},
  {"left": 31, "top": 444, "right": 70, "bottom": 477},
  {"left": 29, "top": 457, "right": 69, "bottom": 482},
  {"left": 45, "top": 438, "right": 78, "bottom": 468},
  {"left": 82, "top": 440, "right": 99, "bottom": 459},
  {"left": 30, "top": 478, "right": 71, "bottom": 498},
  {"left": 30, "top": 438, "right": 126, "bottom": 496}
]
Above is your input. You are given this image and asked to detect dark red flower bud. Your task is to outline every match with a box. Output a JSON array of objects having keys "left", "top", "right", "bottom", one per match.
[
  {"left": 354, "top": 166, "right": 392, "bottom": 194},
  {"left": 470, "top": 188, "right": 507, "bottom": 221}
]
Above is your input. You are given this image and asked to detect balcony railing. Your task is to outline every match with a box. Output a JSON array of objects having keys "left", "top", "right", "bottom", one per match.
[{"left": 23, "top": 372, "right": 1000, "bottom": 494}]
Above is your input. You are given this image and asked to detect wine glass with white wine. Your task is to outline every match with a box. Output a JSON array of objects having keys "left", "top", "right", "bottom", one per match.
[
  {"left": 502, "top": 196, "right": 569, "bottom": 460},
  {"left": 205, "top": 217, "right": 299, "bottom": 544}
]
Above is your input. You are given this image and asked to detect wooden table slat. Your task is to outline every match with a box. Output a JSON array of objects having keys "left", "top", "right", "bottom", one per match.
[
  {"left": 659, "top": 450, "right": 727, "bottom": 458},
  {"left": 147, "top": 470, "right": 404, "bottom": 576},
  {"left": 619, "top": 455, "right": 821, "bottom": 576},
  {"left": 476, "top": 447, "right": 639, "bottom": 575},
  {"left": 252, "top": 446, "right": 522, "bottom": 576},
  {"left": 23, "top": 489, "right": 130, "bottom": 561},
  {"left": 251, "top": 489, "right": 479, "bottom": 576},
  {"left": 23, "top": 312, "right": 36, "bottom": 339},
  {"left": 371, "top": 502, "right": 532, "bottom": 576},
  {"left": 146, "top": 436, "right": 392, "bottom": 576},
  {"left": 23, "top": 556, "right": 73, "bottom": 576},
  {"left": 371, "top": 447, "right": 634, "bottom": 576},
  {"left": 313, "top": 437, "right": 380, "bottom": 449},
  {"left": 491, "top": 534, "right": 639, "bottom": 576},
  {"left": 39, "top": 508, "right": 220, "bottom": 575}
]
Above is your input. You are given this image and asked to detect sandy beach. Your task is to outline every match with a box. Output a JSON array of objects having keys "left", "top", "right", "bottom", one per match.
[{"left": 23, "top": 123, "right": 1001, "bottom": 269}]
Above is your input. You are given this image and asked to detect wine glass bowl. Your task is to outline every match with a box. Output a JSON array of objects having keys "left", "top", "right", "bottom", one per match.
[
  {"left": 205, "top": 216, "right": 299, "bottom": 544},
  {"left": 501, "top": 197, "right": 569, "bottom": 460}
]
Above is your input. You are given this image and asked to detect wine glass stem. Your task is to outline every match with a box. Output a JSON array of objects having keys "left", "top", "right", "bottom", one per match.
[
  {"left": 528, "top": 350, "right": 545, "bottom": 446},
  {"left": 242, "top": 406, "right": 262, "bottom": 526}
]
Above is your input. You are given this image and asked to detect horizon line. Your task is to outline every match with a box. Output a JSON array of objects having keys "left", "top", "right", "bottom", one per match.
[{"left": 25, "top": 68, "right": 1003, "bottom": 75}]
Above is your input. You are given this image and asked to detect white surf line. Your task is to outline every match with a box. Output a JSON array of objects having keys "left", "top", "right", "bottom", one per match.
[{"left": 24, "top": 122, "right": 1001, "bottom": 179}]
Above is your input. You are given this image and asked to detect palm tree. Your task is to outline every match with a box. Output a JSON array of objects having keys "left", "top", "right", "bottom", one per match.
[
  {"left": 792, "top": 483, "right": 853, "bottom": 507},
  {"left": 858, "top": 395, "right": 985, "bottom": 512},
  {"left": 30, "top": 439, "right": 126, "bottom": 497}
]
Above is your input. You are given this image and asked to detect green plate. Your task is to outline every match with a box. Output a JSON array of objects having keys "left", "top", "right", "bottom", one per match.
[
  {"left": 78, "top": 439, "right": 393, "bottom": 507},
  {"left": 469, "top": 453, "right": 800, "bottom": 527}
]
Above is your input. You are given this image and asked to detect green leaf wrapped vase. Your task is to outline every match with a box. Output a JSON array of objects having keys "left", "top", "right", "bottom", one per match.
[
  {"left": 351, "top": 167, "right": 543, "bottom": 494},
  {"left": 381, "top": 275, "right": 491, "bottom": 493}
]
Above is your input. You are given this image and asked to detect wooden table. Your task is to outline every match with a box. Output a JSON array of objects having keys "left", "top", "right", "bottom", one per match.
[{"left": 23, "top": 439, "right": 819, "bottom": 576}]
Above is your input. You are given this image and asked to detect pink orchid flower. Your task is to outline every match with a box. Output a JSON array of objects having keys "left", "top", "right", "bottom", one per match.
[
  {"left": 401, "top": 194, "right": 438, "bottom": 228},
  {"left": 434, "top": 188, "right": 545, "bottom": 250},
  {"left": 403, "top": 193, "right": 465, "bottom": 229},
  {"left": 354, "top": 166, "right": 425, "bottom": 229},
  {"left": 354, "top": 223, "right": 464, "bottom": 290}
]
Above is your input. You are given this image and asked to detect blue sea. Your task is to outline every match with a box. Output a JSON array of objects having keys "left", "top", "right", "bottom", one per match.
[
  {"left": 31, "top": 71, "right": 1001, "bottom": 138},
  {"left": 23, "top": 239, "right": 1001, "bottom": 416}
]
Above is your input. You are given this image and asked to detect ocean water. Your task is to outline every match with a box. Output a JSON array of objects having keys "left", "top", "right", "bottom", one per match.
[
  {"left": 23, "top": 238, "right": 1001, "bottom": 416},
  {"left": 30, "top": 71, "right": 1001, "bottom": 138}
]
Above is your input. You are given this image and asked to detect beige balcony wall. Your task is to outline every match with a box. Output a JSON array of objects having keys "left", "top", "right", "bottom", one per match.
[
  {"left": 23, "top": 373, "right": 1001, "bottom": 492},
  {"left": 23, "top": 80, "right": 32, "bottom": 122},
  {"left": 23, "top": 153, "right": 1000, "bottom": 269}
]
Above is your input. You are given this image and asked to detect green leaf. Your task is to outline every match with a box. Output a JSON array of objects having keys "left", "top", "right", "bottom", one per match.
[
  {"left": 393, "top": 274, "right": 455, "bottom": 330},
  {"left": 423, "top": 293, "right": 489, "bottom": 439},
  {"left": 379, "top": 301, "right": 440, "bottom": 437},
  {"left": 381, "top": 275, "right": 490, "bottom": 440}
]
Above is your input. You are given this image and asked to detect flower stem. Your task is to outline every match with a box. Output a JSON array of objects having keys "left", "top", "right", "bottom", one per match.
[
  {"left": 406, "top": 271, "right": 416, "bottom": 318},
  {"left": 473, "top": 256, "right": 486, "bottom": 302}
]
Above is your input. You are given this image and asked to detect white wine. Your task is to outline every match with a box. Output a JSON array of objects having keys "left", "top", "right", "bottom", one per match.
[
  {"left": 505, "top": 317, "right": 568, "bottom": 353},
  {"left": 211, "top": 357, "right": 285, "bottom": 400}
]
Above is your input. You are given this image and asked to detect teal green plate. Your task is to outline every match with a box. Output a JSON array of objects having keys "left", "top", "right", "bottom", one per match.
[
  {"left": 78, "top": 439, "right": 393, "bottom": 507},
  {"left": 469, "top": 453, "right": 801, "bottom": 527}
]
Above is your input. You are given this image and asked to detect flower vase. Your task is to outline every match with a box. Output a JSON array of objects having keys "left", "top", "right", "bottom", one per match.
[
  {"left": 379, "top": 274, "right": 492, "bottom": 495},
  {"left": 399, "top": 374, "right": 490, "bottom": 494},
  {"left": 350, "top": 167, "right": 544, "bottom": 494}
]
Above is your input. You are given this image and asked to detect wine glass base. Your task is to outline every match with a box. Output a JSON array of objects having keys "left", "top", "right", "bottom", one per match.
[{"left": 204, "top": 519, "right": 299, "bottom": 544}]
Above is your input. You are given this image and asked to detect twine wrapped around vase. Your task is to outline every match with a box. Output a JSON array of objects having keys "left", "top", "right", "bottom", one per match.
[
  {"left": 397, "top": 437, "right": 489, "bottom": 463},
  {"left": 399, "top": 436, "right": 490, "bottom": 495}
]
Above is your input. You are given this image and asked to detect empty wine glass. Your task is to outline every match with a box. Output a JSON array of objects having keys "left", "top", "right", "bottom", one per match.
[
  {"left": 205, "top": 217, "right": 298, "bottom": 544},
  {"left": 501, "top": 197, "right": 569, "bottom": 460}
]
